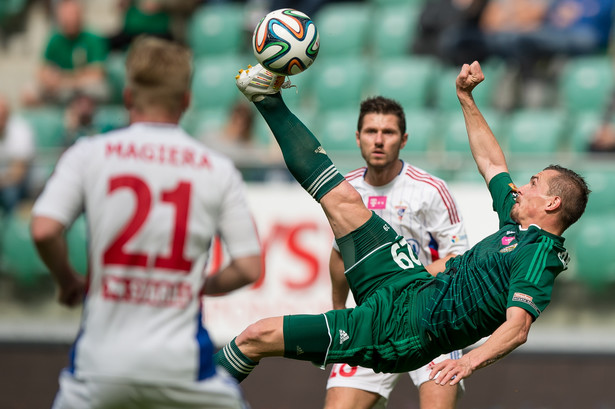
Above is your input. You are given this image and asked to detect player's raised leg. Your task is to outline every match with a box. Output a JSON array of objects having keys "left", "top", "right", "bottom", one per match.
[{"left": 235, "top": 64, "right": 372, "bottom": 239}]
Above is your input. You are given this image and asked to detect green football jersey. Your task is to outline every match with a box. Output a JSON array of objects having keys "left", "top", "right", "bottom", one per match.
[{"left": 420, "top": 172, "right": 569, "bottom": 354}]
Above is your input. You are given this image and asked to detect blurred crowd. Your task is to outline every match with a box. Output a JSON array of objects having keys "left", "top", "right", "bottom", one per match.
[{"left": 1, "top": 0, "right": 615, "bottom": 223}]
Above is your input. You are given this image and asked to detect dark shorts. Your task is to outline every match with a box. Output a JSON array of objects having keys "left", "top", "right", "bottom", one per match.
[{"left": 284, "top": 213, "right": 435, "bottom": 373}]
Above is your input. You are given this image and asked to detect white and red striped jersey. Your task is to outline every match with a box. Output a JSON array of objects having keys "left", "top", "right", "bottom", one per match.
[
  {"left": 341, "top": 161, "right": 469, "bottom": 265},
  {"left": 32, "top": 123, "right": 261, "bottom": 384}
]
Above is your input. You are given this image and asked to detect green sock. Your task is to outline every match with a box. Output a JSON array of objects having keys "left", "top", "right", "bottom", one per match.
[
  {"left": 214, "top": 338, "right": 258, "bottom": 383},
  {"left": 254, "top": 93, "right": 345, "bottom": 201}
]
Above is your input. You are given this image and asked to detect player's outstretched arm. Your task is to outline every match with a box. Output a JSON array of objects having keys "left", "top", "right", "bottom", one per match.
[
  {"left": 456, "top": 61, "right": 509, "bottom": 186},
  {"left": 31, "top": 216, "right": 85, "bottom": 307},
  {"left": 202, "top": 254, "right": 261, "bottom": 295},
  {"left": 428, "top": 306, "right": 532, "bottom": 385}
]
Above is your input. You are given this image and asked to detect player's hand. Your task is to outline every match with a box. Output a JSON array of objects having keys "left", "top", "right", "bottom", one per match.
[
  {"left": 428, "top": 356, "right": 473, "bottom": 386},
  {"left": 456, "top": 61, "right": 485, "bottom": 96},
  {"left": 58, "top": 271, "right": 86, "bottom": 307}
]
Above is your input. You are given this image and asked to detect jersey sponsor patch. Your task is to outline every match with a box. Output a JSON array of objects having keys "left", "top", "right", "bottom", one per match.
[
  {"left": 499, "top": 243, "right": 518, "bottom": 253},
  {"left": 102, "top": 273, "right": 193, "bottom": 308},
  {"left": 501, "top": 236, "right": 515, "bottom": 246},
  {"left": 512, "top": 292, "right": 540, "bottom": 315},
  {"left": 367, "top": 196, "right": 386, "bottom": 209}
]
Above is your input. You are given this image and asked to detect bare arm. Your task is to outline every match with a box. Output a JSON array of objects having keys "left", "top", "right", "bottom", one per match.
[
  {"left": 429, "top": 306, "right": 533, "bottom": 385},
  {"left": 31, "top": 216, "right": 85, "bottom": 307},
  {"left": 329, "top": 248, "right": 349, "bottom": 310},
  {"left": 456, "top": 61, "right": 509, "bottom": 186},
  {"left": 202, "top": 254, "right": 261, "bottom": 296},
  {"left": 424, "top": 253, "right": 456, "bottom": 277}
]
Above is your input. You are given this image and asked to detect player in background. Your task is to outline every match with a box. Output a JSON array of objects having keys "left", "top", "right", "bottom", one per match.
[
  {"left": 214, "top": 61, "right": 590, "bottom": 388},
  {"left": 324, "top": 96, "right": 468, "bottom": 409},
  {"left": 30, "top": 36, "right": 261, "bottom": 409}
]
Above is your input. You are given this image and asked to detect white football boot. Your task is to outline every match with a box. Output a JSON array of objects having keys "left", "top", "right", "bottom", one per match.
[{"left": 235, "top": 64, "right": 291, "bottom": 102}]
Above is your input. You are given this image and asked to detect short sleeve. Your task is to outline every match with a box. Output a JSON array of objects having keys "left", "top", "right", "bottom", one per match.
[
  {"left": 31, "top": 139, "right": 89, "bottom": 226},
  {"left": 488, "top": 172, "right": 517, "bottom": 228},
  {"left": 216, "top": 165, "right": 261, "bottom": 259},
  {"left": 507, "top": 241, "right": 561, "bottom": 320}
]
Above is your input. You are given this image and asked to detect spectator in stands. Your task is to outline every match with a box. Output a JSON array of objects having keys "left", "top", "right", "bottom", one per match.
[
  {"left": 107, "top": 0, "right": 201, "bottom": 50},
  {"left": 0, "top": 95, "right": 35, "bottom": 216},
  {"left": 22, "top": 0, "right": 110, "bottom": 107},
  {"left": 413, "top": 0, "right": 489, "bottom": 66},
  {"left": 589, "top": 91, "right": 615, "bottom": 153},
  {"left": 482, "top": 0, "right": 614, "bottom": 69}
]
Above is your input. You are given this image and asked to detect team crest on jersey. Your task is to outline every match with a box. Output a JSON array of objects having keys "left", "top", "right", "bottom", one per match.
[
  {"left": 500, "top": 243, "right": 518, "bottom": 253},
  {"left": 368, "top": 196, "right": 387, "bottom": 209},
  {"left": 394, "top": 204, "right": 407, "bottom": 220}
]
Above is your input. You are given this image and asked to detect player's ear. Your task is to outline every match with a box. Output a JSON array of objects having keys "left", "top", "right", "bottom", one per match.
[
  {"left": 355, "top": 130, "right": 361, "bottom": 148},
  {"left": 401, "top": 132, "right": 408, "bottom": 149},
  {"left": 545, "top": 195, "right": 562, "bottom": 212}
]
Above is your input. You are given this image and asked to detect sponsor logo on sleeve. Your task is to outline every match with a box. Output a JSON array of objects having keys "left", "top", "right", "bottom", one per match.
[{"left": 512, "top": 292, "right": 540, "bottom": 315}]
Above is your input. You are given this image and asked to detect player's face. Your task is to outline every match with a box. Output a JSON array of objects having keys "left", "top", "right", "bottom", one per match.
[
  {"left": 356, "top": 113, "right": 407, "bottom": 169},
  {"left": 510, "top": 170, "right": 557, "bottom": 225}
]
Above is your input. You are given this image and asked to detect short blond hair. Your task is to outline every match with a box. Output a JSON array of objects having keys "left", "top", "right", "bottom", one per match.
[{"left": 125, "top": 36, "right": 192, "bottom": 115}]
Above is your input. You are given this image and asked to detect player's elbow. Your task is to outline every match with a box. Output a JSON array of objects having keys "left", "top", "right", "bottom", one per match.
[{"left": 30, "top": 216, "right": 64, "bottom": 245}]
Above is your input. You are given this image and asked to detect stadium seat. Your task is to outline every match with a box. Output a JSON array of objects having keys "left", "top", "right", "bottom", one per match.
[
  {"left": 434, "top": 60, "right": 505, "bottom": 111},
  {"left": 1, "top": 213, "right": 48, "bottom": 285},
  {"left": 503, "top": 109, "right": 567, "bottom": 156},
  {"left": 19, "top": 107, "right": 66, "bottom": 150},
  {"left": 404, "top": 108, "right": 439, "bottom": 153},
  {"left": 189, "top": 108, "right": 229, "bottom": 140},
  {"left": 567, "top": 112, "right": 602, "bottom": 154},
  {"left": 186, "top": 4, "right": 247, "bottom": 57},
  {"left": 313, "top": 3, "right": 370, "bottom": 59},
  {"left": 310, "top": 57, "right": 370, "bottom": 112},
  {"left": 93, "top": 104, "right": 129, "bottom": 133},
  {"left": 558, "top": 56, "right": 614, "bottom": 113},
  {"left": 191, "top": 56, "right": 247, "bottom": 111},
  {"left": 66, "top": 215, "right": 88, "bottom": 276},
  {"left": 105, "top": 52, "right": 127, "bottom": 104},
  {"left": 566, "top": 215, "right": 615, "bottom": 289},
  {"left": 581, "top": 168, "right": 615, "bottom": 216},
  {"left": 371, "top": 56, "right": 438, "bottom": 110},
  {"left": 317, "top": 108, "right": 359, "bottom": 157},
  {"left": 370, "top": 3, "right": 421, "bottom": 59},
  {"left": 442, "top": 109, "right": 503, "bottom": 154}
]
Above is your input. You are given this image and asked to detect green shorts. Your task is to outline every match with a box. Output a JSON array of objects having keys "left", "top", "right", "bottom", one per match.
[{"left": 283, "top": 213, "right": 435, "bottom": 373}]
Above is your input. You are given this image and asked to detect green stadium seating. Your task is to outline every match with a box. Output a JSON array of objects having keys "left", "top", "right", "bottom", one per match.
[
  {"left": 311, "top": 57, "right": 370, "bottom": 112},
  {"left": 187, "top": 4, "right": 247, "bottom": 57},
  {"left": 370, "top": 4, "right": 421, "bottom": 58},
  {"left": 105, "top": 52, "right": 127, "bottom": 104},
  {"left": 313, "top": 3, "right": 370, "bottom": 59},
  {"left": 404, "top": 108, "right": 439, "bottom": 153},
  {"left": 1, "top": 214, "right": 47, "bottom": 285},
  {"left": 566, "top": 215, "right": 615, "bottom": 289},
  {"left": 19, "top": 107, "right": 66, "bottom": 150},
  {"left": 66, "top": 215, "right": 88, "bottom": 276},
  {"left": 371, "top": 56, "right": 438, "bottom": 110},
  {"left": 191, "top": 56, "right": 247, "bottom": 111},
  {"left": 503, "top": 109, "right": 567, "bottom": 155},
  {"left": 93, "top": 104, "right": 129, "bottom": 133},
  {"left": 317, "top": 108, "right": 359, "bottom": 154},
  {"left": 581, "top": 168, "right": 615, "bottom": 215},
  {"left": 442, "top": 109, "right": 503, "bottom": 154},
  {"left": 567, "top": 112, "right": 602, "bottom": 154},
  {"left": 558, "top": 56, "right": 614, "bottom": 113},
  {"left": 189, "top": 108, "right": 229, "bottom": 140}
]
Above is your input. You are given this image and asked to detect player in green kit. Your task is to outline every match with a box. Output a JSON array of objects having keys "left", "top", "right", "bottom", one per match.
[{"left": 214, "top": 61, "right": 590, "bottom": 386}]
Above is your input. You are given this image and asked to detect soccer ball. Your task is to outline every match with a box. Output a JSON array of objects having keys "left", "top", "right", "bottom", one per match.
[{"left": 252, "top": 8, "right": 319, "bottom": 76}]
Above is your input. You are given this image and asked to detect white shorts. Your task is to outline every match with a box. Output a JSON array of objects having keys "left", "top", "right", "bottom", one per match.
[
  {"left": 326, "top": 351, "right": 465, "bottom": 402},
  {"left": 51, "top": 367, "right": 248, "bottom": 409}
]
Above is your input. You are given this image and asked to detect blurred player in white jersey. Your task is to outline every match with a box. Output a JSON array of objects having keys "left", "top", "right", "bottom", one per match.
[
  {"left": 30, "top": 36, "right": 261, "bottom": 409},
  {"left": 324, "top": 97, "right": 468, "bottom": 409}
]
